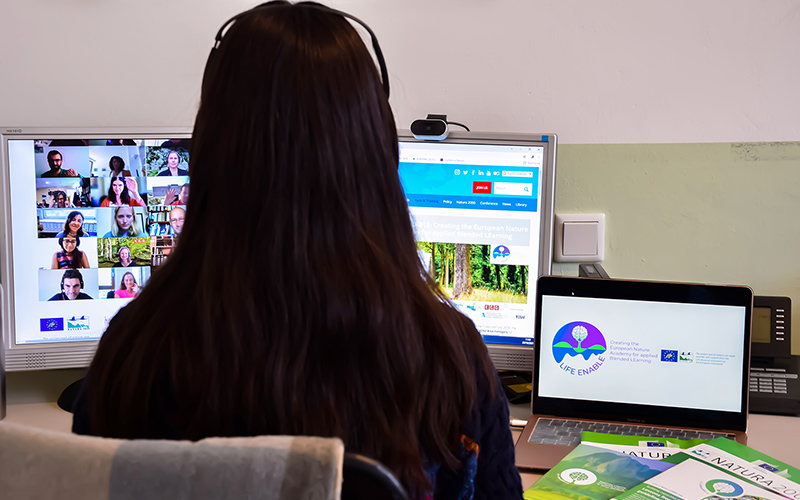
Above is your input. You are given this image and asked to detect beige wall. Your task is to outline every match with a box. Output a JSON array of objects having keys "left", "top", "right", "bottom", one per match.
[{"left": 552, "top": 141, "right": 800, "bottom": 353}]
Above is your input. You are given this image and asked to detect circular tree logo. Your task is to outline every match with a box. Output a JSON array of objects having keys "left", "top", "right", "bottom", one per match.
[
  {"left": 492, "top": 245, "right": 511, "bottom": 262},
  {"left": 552, "top": 321, "right": 607, "bottom": 375},
  {"left": 558, "top": 468, "right": 598, "bottom": 485},
  {"left": 703, "top": 480, "right": 744, "bottom": 497}
]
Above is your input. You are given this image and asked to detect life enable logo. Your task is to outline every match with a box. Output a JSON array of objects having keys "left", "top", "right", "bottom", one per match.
[
  {"left": 552, "top": 321, "right": 607, "bottom": 376},
  {"left": 491, "top": 245, "right": 511, "bottom": 263}
]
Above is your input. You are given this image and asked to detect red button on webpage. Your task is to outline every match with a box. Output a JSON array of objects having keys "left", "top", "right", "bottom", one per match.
[{"left": 473, "top": 182, "right": 491, "bottom": 194}]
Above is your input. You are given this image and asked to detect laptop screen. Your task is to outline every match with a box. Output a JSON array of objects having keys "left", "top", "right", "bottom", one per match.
[
  {"left": 538, "top": 295, "right": 747, "bottom": 413},
  {"left": 532, "top": 276, "right": 752, "bottom": 431}
]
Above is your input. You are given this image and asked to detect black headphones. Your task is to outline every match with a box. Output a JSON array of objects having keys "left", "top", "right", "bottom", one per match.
[
  {"left": 61, "top": 269, "right": 84, "bottom": 289},
  {"left": 210, "top": 1, "right": 389, "bottom": 97}
]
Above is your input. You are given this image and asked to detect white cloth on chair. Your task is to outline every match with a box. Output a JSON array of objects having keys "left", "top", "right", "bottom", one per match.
[{"left": 0, "top": 421, "right": 344, "bottom": 500}]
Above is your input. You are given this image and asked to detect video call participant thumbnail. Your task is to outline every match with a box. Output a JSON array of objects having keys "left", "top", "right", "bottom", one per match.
[
  {"left": 114, "top": 271, "right": 140, "bottom": 299},
  {"left": 103, "top": 206, "right": 147, "bottom": 237},
  {"left": 164, "top": 183, "right": 189, "bottom": 206},
  {"left": 113, "top": 246, "right": 140, "bottom": 267},
  {"left": 56, "top": 211, "right": 92, "bottom": 238},
  {"left": 52, "top": 235, "right": 90, "bottom": 269},
  {"left": 99, "top": 176, "right": 145, "bottom": 207},
  {"left": 169, "top": 207, "right": 185, "bottom": 235},
  {"left": 156, "top": 151, "right": 189, "bottom": 177},
  {"left": 108, "top": 156, "right": 133, "bottom": 177},
  {"left": 48, "top": 190, "right": 70, "bottom": 208},
  {"left": 41, "top": 150, "right": 80, "bottom": 178},
  {"left": 49, "top": 269, "right": 93, "bottom": 301}
]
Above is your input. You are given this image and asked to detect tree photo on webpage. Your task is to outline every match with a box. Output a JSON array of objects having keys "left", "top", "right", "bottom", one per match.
[{"left": 418, "top": 242, "right": 528, "bottom": 303}]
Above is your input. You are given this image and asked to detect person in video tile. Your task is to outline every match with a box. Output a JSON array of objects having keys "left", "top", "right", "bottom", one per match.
[
  {"left": 164, "top": 183, "right": 189, "bottom": 206},
  {"left": 48, "top": 269, "right": 93, "bottom": 300},
  {"left": 108, "top": 156, "right": 132, "bottom": 177},
  {"left": 114, "top": 272, "right": 140, "bottom": 299},
  {"left": 56, "top": 211, "right": 87, "bottom": 238},
  {"left": 112, "top": 246, "right": 139, "bottom": 267},
  {"left": 99, "top": 176, "right": 145, "bottom": 207},
  {"left": 51, "top": 235, "right": 90, "bottom": 269},
  {"left": 48, "top": 190, "right": 71, "bottom": 208},
  {"left": 169, "top": 207, "right": 185, "bottom": 235},
  {"left": 103, "top": 206, "right": 145, "bottom": 237},
  {"left": 41, "top": 150, "right": 80, "bottom": 178},
  {"left": 157, "top": 151, "right": 189, "bottom": 176}
]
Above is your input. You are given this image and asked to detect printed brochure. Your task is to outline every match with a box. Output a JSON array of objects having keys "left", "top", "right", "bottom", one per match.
[
  {"left": 523, "top": 443, "right": 674, "bottom": 500},
  {"left": 581, "top": 431, "right": 708, "bottom": 460},
  {"left": 613, "top": 437, "right": 800, "bottom": 500}
]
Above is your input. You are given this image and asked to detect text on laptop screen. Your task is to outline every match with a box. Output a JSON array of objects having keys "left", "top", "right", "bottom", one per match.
[
  {"left": 398, "top": 139, "right": 550, "bottom": 348},
  {"left": 5, "top": 137, "right": 190, "bottom": 346},
  {"left": 538, "top": 295, "right": 747, "bottom": 413}
]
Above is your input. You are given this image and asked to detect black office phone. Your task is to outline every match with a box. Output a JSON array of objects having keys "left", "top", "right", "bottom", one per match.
[{"left": 749, "top": 296, "right": 800, "bottom": 415}]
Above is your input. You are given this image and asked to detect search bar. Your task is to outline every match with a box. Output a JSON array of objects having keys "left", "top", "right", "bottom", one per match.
[
  {"left": 502, "top": 170, "right": 533, "bottom": 178},
  {"left": 493, "top": 182, "right": 533, "bottom": 196}
]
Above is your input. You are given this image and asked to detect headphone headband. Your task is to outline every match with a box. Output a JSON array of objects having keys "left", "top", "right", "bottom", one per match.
[{"left": 211, "top": 2, "right": 389, "bottom": 97}]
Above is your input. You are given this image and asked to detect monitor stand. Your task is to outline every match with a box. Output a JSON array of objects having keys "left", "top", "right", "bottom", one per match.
[{"left": 57, "top": 377, "right": 84, "bottom": 413}]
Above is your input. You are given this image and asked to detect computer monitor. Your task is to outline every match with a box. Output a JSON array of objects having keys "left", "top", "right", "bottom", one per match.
[
  {"left": 0, "top": 128, "right": 191, "bottom": 371},
  {"left": 1, "top": 128, "right": 555, "bottom": 373},
  {"left": 398, "top": 131, "right": 557, "bottom": 371}
]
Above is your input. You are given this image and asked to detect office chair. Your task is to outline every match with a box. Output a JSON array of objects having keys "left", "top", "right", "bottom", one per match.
[{"left": 342, "top": 452, "right": 409, "bottom": 500}]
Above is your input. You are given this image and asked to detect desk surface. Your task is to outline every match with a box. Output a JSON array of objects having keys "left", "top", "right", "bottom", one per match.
[{"left": 4, "top": 402, "right": 800, "bottom": 490}]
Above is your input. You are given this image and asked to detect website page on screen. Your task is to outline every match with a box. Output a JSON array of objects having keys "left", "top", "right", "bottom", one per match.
[
  {"left": 398, "top": 140, "right": 546, "bottom": 347},
  {"left": 7, "top": 138, "right": 190, "bottom": 345},
  {"left": 538, "top": 295, "right": 747, "bottom": 412}
]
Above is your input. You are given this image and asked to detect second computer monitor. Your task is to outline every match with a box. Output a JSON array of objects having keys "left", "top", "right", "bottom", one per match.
[{"left": 398, "top": 131, "right": 557, "bottom": 371}]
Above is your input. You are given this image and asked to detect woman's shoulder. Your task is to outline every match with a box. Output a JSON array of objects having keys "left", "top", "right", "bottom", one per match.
[
  {"left": 55, "top": 231, "right": 66, "bottom": 238},
  {"left": 100, "top": 198, "right": 111, "bottom": 207}
]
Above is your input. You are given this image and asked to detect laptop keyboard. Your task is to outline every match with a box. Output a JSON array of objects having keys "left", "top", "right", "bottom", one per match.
[{"left": 528, "top": 418, "right": 735, "bottom": 446}]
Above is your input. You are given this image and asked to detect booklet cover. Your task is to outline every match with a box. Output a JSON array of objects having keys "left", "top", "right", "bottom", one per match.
[
  {"left": 523, "top": 443, "right": 674, "bottom": 500},
  {"left": 613, "top": 437, "right": 800, "bottom": 500},
  {"left": 581, "top": 431, "right": 708, "bottom": 460}
]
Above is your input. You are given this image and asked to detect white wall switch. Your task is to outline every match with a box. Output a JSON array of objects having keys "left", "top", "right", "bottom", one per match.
[{"left": 554, "top": 213, "right": 605, "bottom": 262}]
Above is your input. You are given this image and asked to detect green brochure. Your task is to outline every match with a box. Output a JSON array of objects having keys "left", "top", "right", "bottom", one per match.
[
  {"left": 523, "top": 443, "right": 674, "bottom": 500},
  {"left": 613, "top": 437, "right": 800, "bottom": 500},
  {"left": 580, "top": 431, "right": 708, "bottom": 460}
]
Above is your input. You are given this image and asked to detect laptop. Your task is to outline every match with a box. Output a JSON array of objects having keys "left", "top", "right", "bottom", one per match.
[{"left": 515, "top": 276, "right": 753, "bottom": 470}]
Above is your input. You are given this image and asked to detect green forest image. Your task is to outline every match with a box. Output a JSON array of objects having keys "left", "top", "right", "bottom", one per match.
[{"left": 418, "top": 242, "right": 528, "bottom": 303}]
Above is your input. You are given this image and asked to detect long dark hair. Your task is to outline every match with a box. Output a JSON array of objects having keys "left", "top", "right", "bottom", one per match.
[
  {"left": 107, "top": 176, "right": 131, "bottom": 205},
  {"left": 109, "top": 156, "right": 125, "bottom": 175},
  {"left": 83, "top": 2, "right": 493, "bottom": 494},
  {"left": 62, "top": 211, "right": 85, "bottom": 237}
]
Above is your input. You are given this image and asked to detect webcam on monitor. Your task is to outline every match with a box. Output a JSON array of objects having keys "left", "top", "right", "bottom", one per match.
[{"left": 410, "top": 114, "right": 449, "bottom": 141}]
